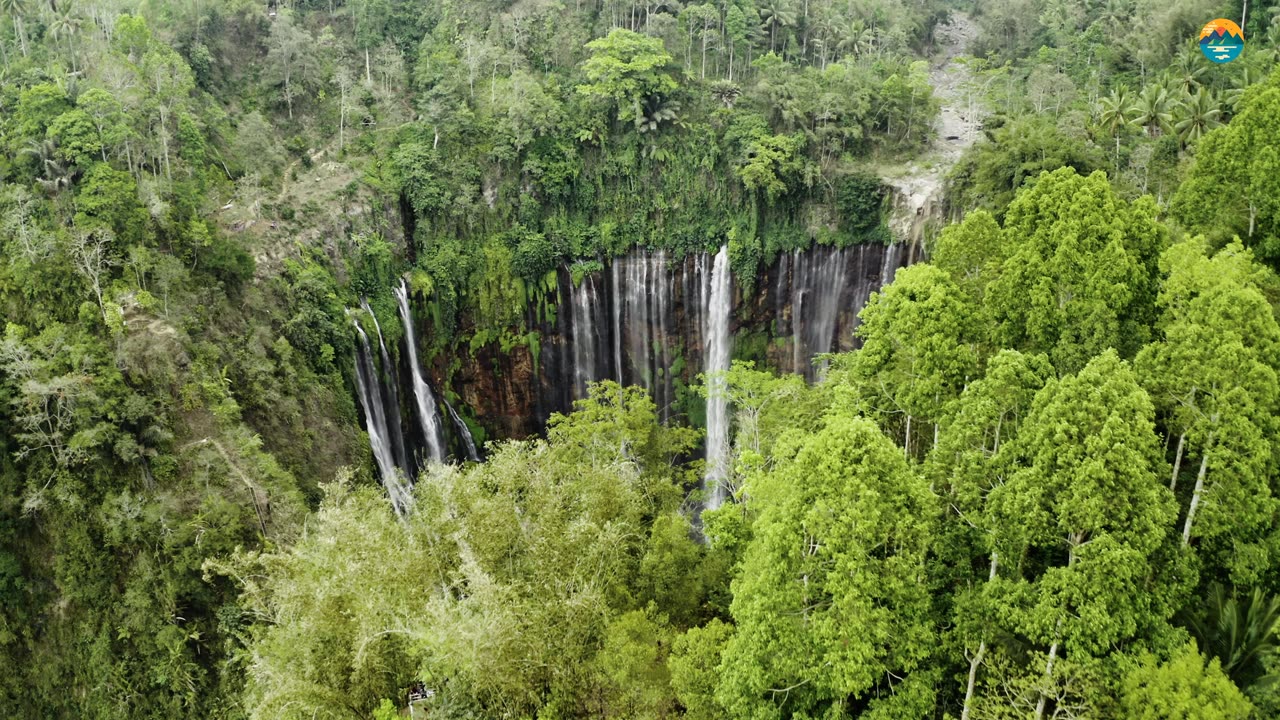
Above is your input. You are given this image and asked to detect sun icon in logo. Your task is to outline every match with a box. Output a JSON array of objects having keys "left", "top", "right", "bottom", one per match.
[{"left": 1200, "top": 18, "right": 1244, "bottom": 64}]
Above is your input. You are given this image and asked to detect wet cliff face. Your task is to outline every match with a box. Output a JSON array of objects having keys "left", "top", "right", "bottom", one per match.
[{"left": 430, "top": 242, "right": 912, "bottom": 439}]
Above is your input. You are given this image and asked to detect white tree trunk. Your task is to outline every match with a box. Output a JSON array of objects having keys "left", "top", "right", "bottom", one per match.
[
  {"left": 1170, "top": 432, "right": 1185, "bottom": 491},
  {"left": 1182, "top": 440, "right": 1212, "bottom": 546},
  {"left": 961, "top": 552, "right": 999, "bottom": 720}
]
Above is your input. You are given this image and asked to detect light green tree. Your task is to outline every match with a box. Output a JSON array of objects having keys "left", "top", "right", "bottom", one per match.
[
  {"left": 737, "top": 132, "right": 803, "bottom": 202},
  {"left": 845, "top": 263, "right": 982, "bottom": 456},
  {"left": 577, "top": 29, "right": 678, "bottom": 129},
  {"left": 926, "top": 350, "right": 1054, "bottom": 720},
  {"left": 1135, "top": 239, "right": 1280, "bottom": 583},
  {"left": 717, "top": 415, "right": 936, "bottom": 718},
  {"left": 988, "top": 167, "right": 1167, "bottom": 372},
  {"left": 987, "top": 351, "right": 1178, "bottom": 720},
  {"left": 1120, "top": 641, "right": 1254, "bottom": 719},
  {"left": 1172, "top": 70, "right": 1280, "bottom": 263},
  {"left": 670, "top": 619, "right": 733, "bottom": 720}
]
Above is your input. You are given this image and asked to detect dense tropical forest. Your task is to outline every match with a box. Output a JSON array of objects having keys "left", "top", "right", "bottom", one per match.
[{"left": 5, "top": 0, "right": 1280, "bottom": 717}]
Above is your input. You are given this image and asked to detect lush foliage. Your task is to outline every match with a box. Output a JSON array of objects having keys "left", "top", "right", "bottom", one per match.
[{"left": 6, "top": 0, "right": 1280, "bottom": 718}]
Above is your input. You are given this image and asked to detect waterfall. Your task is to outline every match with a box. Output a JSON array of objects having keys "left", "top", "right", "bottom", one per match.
[
  {"left": 655, "top": 250, "right": 670, "bottom": 420},
  {"left": 570, "top": 274, "right": 600, "bottom": 399},
  {"left": 611, "top": 260, "right": 623, "bottom": 384},
  {"left": 351, "top": 317, "right": 413, "bottom": 515},
  {"left": 789, "top": 246, "right": 854, "bottom": 380},
  {"left": 882, "top": 242, "right": 904, "bottom": 286},
  {"left": 702, "top": 246, "right": 733, "bottom": 513},
  {"left": 395, "top": 280, "right": 446, "bottom": 464},
  {"left": 360, "top": 299, "right": 412, "bottom": 477},
  {"left": 444, "top": 399, "right": 481, "bottom": 462}
]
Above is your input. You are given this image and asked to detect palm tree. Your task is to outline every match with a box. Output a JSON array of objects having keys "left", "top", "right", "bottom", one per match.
[
  {"left": 1098, "top": 0, "right": 1128, "bottom": 27},
  {"left": 47, "top": 8, "right": 82, "bottom": 71},
  {"left": 1134, "top": 84, "right": 1174, "bottom": 137},
  {"left": 637, "top": 94, "right": 681, "bottom": 134},
  {"left": 0, "top": 0, "right": 30, "bottom": 56},
  {"left": 758, "top": 0, "right": 795, "bottom": 54},
  {"left": 1098, "top": 85, "right": 1138, "bottom": 167},
  {"left": 1171, "top": 51, "right": 1206, "bottom": 95},
  {"left": 1175, "top": 88, "right": 1222, "bottom": 147},
  {"left": 1225, "top": 66, "right": 1260, "bottom": 114},
  {"left": 1180, "top": 583, "right": 1280, "bottom": 694},
  {"left": 836, "top": 18, "right": 873, "bottom": 59},
  {"left": 709, "top": 79, "right": 741, "bottom": 109},
  {"left": 22, "top": 138, "right": 71, "bottom": 195}
]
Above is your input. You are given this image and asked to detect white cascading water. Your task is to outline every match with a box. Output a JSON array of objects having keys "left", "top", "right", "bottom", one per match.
[
  {"left": 351, "top": 317, "right": 414, "bottom": 515},
  {"left": 790, "top": 246, "right": 854, "bottom": 380},
  {"left": 394, "top": 279, "right": 446, "bottom": 463},
  {"left": 359, "top": 299, "right": 412, "bottom": 475},
  {"left": 702, "top": 246, "right": 733, "bottom": 512},
  {"left": 570, "top": 275, "right": 599, "bottom": 399},
  {"left": 444, "top": 399, "right": 480, "bottom": 462},
  {"left": 611, "top": 260, "right": 623, "bottom": 381}
]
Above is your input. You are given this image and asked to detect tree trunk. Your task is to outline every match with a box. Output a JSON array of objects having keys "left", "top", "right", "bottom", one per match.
[
  {"left": 1182, "top": 438, "right": 1213, "bottom": 546},
  {"left": 904, "top": 414, "right": 912, "bottom": 458},
  {"left": 1170, "top": 432, "right": 1185, "bottom": 491},
  {"left": 700, "top": 22, "right": 707, "bottom": 79},
  {"left": 16, "top": 16, "right": 27, "bottom": 57},
  {"left": 961, "top": 641, "right": 986, "bottom": 720},
  {"left": 365, "top": 47, "right": 371, "bottom": 84},
  {"left": 1033, "top": 640, "right": 1059, "bottom": 720},
  {"left": 961, "top": 551, "right": 1000, "bottom": 720}
]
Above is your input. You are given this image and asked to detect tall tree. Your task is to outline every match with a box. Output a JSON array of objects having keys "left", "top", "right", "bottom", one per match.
[
  {"left": 927, "top": 350, "right": 1054, "bottom": 720},
  {"left": 1098, "top": 84, "right": 1138, "bottom": 168},
  {"left": 986, "top": 351, "right": 1178, "bottom": 720},
  {"left": 845, "top": 263, "right": 982, "bottom": 456},
  {"left": 1135, "top": 239, "right": 1280, "bottom": 581},
  {"left": 0, "top": 0, "right": 29, "bottom": 56},
  {"left": 577, "top": 28, "right": 678, "bottom": 130},
  {"left": 265, "top": 10, "right": 319, "bottom": 121},
  {"left": 1172, "top": 70, "right": 1280, "bottom": 264},
  {"left": 717, "top": 415, "right": 937, "bottom": 718},
  {"left": 987, "top": 167, "right": 1167, "bottom": 373}
]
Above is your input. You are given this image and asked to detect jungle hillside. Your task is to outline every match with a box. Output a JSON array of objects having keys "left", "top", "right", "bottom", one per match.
[{"left": 5, "top": 0, "right": 1280, "bottom": 719}]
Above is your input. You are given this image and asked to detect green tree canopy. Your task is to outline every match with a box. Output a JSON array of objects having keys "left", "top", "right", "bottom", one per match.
[
  {"left": 717, "top": 414, "right": 936, "bottom": 718},
  {"left": 988, "top": 167, "right": 1167, "bottom": 372},
  {"left": 577, "top": 29, "right": 679, "bottom": 129}
]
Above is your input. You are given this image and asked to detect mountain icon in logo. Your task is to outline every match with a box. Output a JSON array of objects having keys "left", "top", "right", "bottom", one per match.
[{"left": 1200, "top": 19, "right": 1244, "bottom": 64}]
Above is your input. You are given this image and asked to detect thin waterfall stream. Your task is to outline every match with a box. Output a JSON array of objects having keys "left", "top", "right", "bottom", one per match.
[
  {"left": 351, "top": 315, "right": 413, "bottom": 516},
  {"left": 395, "top": 279, "right": 446, "bottom": 464},
  {"left": 444, "top": 399, "right": 481, "bottom": 462}
]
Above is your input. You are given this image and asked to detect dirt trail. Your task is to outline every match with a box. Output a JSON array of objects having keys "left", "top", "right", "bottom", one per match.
[{"left": 885, "top": 11, "right": 982, "bottom": 248}]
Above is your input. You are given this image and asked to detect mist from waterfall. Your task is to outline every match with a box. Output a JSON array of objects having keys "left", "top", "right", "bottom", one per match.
[
  {"left": 395, "top": 280, "right": 446, "bottom": 464},
  {"left": 702, "top": 246, "right": 733, "bottom": 512}
]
